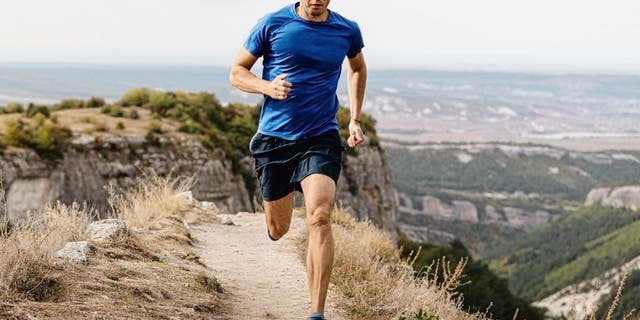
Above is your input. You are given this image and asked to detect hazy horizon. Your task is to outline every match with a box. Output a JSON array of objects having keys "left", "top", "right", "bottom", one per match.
[
  {"left": 2, "top": 1, "right": 640, "bottom": 74},
  {"left": 2, "top": 60, "right": 639, "bottom": 77}
]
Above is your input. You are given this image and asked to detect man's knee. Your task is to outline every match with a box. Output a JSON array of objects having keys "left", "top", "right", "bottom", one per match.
[
  {"left": 268, "top": 223, "right": 290, "bottom": 240},
  {"left": 308, "top": 207, "right": 332, "bottom": 231}
]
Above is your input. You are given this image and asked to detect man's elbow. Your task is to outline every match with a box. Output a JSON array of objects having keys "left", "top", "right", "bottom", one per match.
[
  {"left": 352, "top": 65, "right": 367, "bottom": 78},
  {"left": 229, "top": 66, "right": 239, "bottom": 88}
]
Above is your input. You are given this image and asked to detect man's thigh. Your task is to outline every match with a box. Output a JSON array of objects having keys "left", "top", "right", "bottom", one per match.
[
  {"left": 264, "top": 191, "right": 295, "bottom": 220},
  {"left": 301, "top": 174, "right": 337, "bottom": 212}
]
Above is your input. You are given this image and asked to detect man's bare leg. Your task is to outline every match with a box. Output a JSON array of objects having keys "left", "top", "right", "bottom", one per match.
[
  {"left": 263, "top": 192, "right": 295, "bottom": 240},
  {"left": 301, "top": 174, "right": 336, "bottom": 315}
]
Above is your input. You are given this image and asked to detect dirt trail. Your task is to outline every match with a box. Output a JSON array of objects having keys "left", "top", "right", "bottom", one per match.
[{"left": 192, "top": 212, "right": 344, "bottom": 320}]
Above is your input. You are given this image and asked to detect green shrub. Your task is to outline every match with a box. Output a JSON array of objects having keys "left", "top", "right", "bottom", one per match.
[
  {"left": 84, "top": 96, "right": 106, "bottom": 108},
  {"left": 1, "top": 103, "right": 24, "bottom": 114},
  {"left": 116, "top": 122, "right": 125, "bottom": 130},
  {"left": 32, "top": 123, "right": 71, "bottom": 155},
  {"left": 149, "top": 92, "right": 177, "bottom": 116},
  {"left": 3, "top": 120, "right": 32, "bottom": 147},
  {"left": 32, "top": 113, "right": 47, "bottom": 126},
  {"left": 128, "top": 109, "right": 140, "bottom": 120},
  {"left": 2, "top": 118, "right": 71, "bottom": 156},
  {"left": 101, "top": 105, "right": 125, "bottom": 117},
  {"left": 119, "top": 88, "right": 150, "bottom": 106},
  {"left": 56, "top": 99, "right": 84, "bottom": 110},
  {"left": 148, "top": 120, "right": 163, "bottom": 134},
  {"left": 178, "top": 119, "right": 204, "bottom": 134},
  {"left": 25, "top": 103, "right": 50, "bottom": 118}
]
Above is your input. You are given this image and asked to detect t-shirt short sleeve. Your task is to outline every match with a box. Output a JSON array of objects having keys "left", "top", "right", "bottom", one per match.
[
  {"left": 244, "top": 16, "right": 269, "bottom": 57},
  {"left": 347, "top": 22, "right": 364, "bottom": 59}
]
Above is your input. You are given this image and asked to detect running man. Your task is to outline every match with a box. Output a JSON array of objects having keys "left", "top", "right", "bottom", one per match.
[{"left": 229, "top": 1, "right": 367, "bottom": 319}]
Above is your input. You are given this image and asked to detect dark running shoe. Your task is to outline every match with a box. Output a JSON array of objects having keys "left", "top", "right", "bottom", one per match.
[{"left": 308, "top": 312, "right": 325, "bottom": 320}]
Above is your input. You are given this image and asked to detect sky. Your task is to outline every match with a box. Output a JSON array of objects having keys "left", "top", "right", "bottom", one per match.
[{"left": 1, "top": 0, "right": 640, "bottom": 73}]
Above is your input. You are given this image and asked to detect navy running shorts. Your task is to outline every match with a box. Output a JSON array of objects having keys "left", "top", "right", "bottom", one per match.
[{"left": 249, "top": 129, "right": 344, "bottom": 201}]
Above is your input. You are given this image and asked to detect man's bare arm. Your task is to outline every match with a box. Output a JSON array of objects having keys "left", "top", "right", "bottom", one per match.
[
  {"left": 346, "top": 52, "right": 367, "bottom": 147},
  {"left": 229, "top": 48, "right": 291, "bottom": 100}
]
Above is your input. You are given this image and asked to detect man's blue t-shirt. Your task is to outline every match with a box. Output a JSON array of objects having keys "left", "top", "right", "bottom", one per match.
[{"left": 244, "top": 2, "right": 364, "bottom": 141}]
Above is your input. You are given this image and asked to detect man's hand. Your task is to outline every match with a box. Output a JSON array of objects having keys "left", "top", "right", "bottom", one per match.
[
  {"left": 264, "top": 73, "right": 292, "bottom": 100},
  {"left": 347, "top": 119, "right": 365, "bottom": 148}
]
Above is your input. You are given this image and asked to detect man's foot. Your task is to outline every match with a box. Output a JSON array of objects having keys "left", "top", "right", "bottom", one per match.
[{"left": 307, "top": 312, "right": 325, "bottom": 320}]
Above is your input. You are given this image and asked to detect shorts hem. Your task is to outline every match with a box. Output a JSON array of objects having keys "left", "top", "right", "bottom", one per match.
[
  {"left": 293, "top": 170, "right": 340, "bottom": 188},
  {"left": 262, "top": 189, "right": 295, "bottom": 202}
]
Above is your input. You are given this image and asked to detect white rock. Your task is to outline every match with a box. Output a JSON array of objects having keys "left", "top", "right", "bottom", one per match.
[
  {"left": 176, "top": 191, "right": 194, "bottom": 201},
  {"left": 70, "top": 134, "right": 96, "bottom": 146},
  {"left": 57, "top": 241, "right": 93, "bottom": 263},
  {"left": 129, "top": 227, "right": 144, "bottom": 235},
  {"left": 87, "top": 219, "right": 127, "bottom": 242},
  {"left": 218, "top": 215, "right": 235, "bottom": 226},
  {"left": 200, "top": 201, "right": 218, "bottom": 212}
]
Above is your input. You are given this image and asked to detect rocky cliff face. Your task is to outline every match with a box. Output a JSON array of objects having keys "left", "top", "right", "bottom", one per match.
[
  {"left": 397, "top": 192, "right": 551, "bottom": 230},
  {"left": 0, "top": 134, "right": 398, "bottom": 235},
  {"left": 339, "top": 146, "right": 398, "bottom": 236},
  {"left": 585, "top": 186, "right": 640, "bottom": 211},
  {"left": 1, "top": 135, "right": 252, "bottom": 220}
]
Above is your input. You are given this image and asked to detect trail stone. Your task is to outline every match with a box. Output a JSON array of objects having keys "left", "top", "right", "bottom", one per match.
[
  {"left": 57, "top": 241, "right": 93, "bottom": 263},
  {"left": 87, "top": 219, "right": 127, "bottom": 241},
  {"left": 218, "top": 214, "right": 235, "bottom": 226},
  {"left": 200, "top": 201, "right": 218, "bottom": 212}
]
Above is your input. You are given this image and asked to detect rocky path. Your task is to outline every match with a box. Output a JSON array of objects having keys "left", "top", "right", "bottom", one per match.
[{"left": 192, "top": 212, "right": 344, "bottom": 320}]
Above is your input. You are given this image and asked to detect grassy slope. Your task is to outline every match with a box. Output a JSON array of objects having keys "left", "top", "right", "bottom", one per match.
[
  {"left": 482, "top": 206, "right": 640, "bottom": 300},
  {"left": 385, "top": 145, "right": 640, "bottom": 203}
]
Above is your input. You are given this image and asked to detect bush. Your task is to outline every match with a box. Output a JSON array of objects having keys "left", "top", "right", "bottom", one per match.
[
  {"left": 25, "top": 103, "right": 50, "bottom": 118},
  {"left": 1, "top": 103, "right": 24, "bottom": 114},
  {"left": 84, "top": 96, "right": 106, "bottom": 108},
  {"left": 128, "top": 109, "right": 140, "bottom": 120},
  {"left": 3, "top": 120, "right": 32, "bottom": 147},
  {"left": 101, "top": 105, "right": 124, "bottom": 117},
  {"left": 148, "top": 120, "right": 163, "bottom": 134},
  {"left": 149, "top": 92, "right": 177, "bottom": 116},
  {"left": 178, "top": 119, "right": 204, "bottom": 134},
  {"left": 32, "top": 113, "right": 47, "bottom": 126},
  {"left": 116, "top": 122, "right": 125, "bottom": 130},
  {"left": 33, "top": 123, "right": 72, "bottom": 155},
  {"left": 56, "top": 99, "right": 84, "bottom": 110},
  {"left": 2, "top": 118, "right": 71, "bottom": 156},
  {"left": 119, "top": 88, "right": 150, "bottom": 106}
]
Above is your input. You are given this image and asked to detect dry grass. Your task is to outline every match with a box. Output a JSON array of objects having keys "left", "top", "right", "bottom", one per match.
[
  {"left": 566, "top": 272, "right": 636, "bottom": 320},
  {"left": 329, "top": 209, "right": 488, "bottom": 320},
  {"left": 54, "top": 107, "right": 157, "bottom": 135},
  {"left": 108, "top": 170, "right": 195, "bottom": 229},
  {"left": 0, "top": 172, "right": 226, "bottom": 319},
  {"left": 0, "top": 202, "right": 93, "bottom": 301},
  {"left": 0, "top": 108, "right": 185, "bottom": 137}
]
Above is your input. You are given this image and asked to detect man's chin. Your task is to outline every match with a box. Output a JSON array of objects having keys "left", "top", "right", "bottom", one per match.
[{"left": 310, "top": 10, "right": 326, "bottom": 17}]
